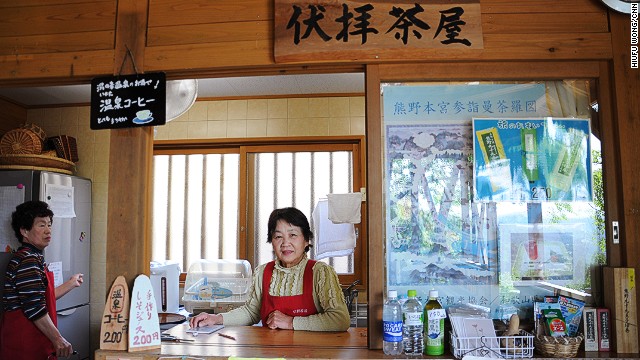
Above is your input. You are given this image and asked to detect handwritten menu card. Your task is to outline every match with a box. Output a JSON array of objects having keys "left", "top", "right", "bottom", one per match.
[
  {"left": 128, "top": 274, "right": 161, "bottom": 352},
  {"left": 90, "top": 72, "right": 166, "bottom": 130},
  {"left": 100, "top": 275, "right": 129, "bottom": 351}
]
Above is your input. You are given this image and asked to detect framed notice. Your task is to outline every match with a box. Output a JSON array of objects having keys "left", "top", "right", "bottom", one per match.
[
  {"left": 90, "top": 72, "right": 166, "bottom": 130},
  {"left": 499, "top": 224, "right": 581, "bottom": 283},
  {"left": 473, "top": 117, "right": 592, "bottom": 202}
]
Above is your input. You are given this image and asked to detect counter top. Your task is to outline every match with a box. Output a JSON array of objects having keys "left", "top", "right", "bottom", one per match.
[{"left": 94, "top": 325, "right": 640, "bottom": 360}]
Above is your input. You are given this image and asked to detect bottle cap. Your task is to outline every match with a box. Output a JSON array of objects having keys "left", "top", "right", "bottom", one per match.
[
  {"left": 429, "top": 289, "right": 438, "bottom": 298},
  {"left": 407, "top": 289, "right": 417, "bottom": 297},
  {"left": 388, "top": 290, "right": 398, "bottom": 298}
]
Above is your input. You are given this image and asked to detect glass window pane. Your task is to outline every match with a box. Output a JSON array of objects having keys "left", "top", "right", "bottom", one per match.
[
  {"left": 152, "top": 153, "right": 240, "bottom": 271},
  {"left": 382, "top": 81, "right": 604, "bottom": 316},
  {"left": 252, "top": 150, "right": 355, "bottom": 274}
]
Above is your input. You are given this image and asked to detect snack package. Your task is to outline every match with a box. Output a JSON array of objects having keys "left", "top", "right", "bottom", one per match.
[
  {"left": 533, "top": 301, "right": 561, "bottom": 335},
  {"left": 558, "top": 295, "right": 585, "bottom": 337},
  {"left": 543, "top": 308, "right": 567, "bottom": 337}
]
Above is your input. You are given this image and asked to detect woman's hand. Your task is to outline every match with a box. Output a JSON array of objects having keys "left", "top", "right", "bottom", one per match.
[
  {"left": 189, "top": 312, "right": 223, "bottom": 328},
  {"left": 265, "top": 310, "right": 294, "bottom": 330},
  {"left": 69, "top": 273, "right": 83, "bottom": 288},
  {"left": 53, "top": 336, "right": 73, "bottom": 358}
]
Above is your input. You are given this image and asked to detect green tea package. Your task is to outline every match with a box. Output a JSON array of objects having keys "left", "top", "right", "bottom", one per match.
[{"left": 542, "top": 308, "right": 567, "bottom": 337}]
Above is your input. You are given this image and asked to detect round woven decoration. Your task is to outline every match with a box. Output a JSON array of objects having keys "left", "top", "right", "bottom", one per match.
[
  {"left": 21, "top": 123, "right": 47, "bottom": 142},
  {"left": 0, "top": 129, "right": 43, "bottom": 155}
]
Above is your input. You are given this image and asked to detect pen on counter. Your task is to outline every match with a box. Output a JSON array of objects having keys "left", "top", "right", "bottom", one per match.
[{"left": 218, "top": 332, "right": 236, "bottom": 341}]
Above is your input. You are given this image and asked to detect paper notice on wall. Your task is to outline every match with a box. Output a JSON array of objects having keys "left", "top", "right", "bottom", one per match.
[
  {"left": 0, "top": 186, "right": 25, "bottom": 252},
  {"left": 48, "top": 261, "right": 64, "bottom": 287},
  {"left": 45, "top": 184, "right": 76, "bottom": 218}
]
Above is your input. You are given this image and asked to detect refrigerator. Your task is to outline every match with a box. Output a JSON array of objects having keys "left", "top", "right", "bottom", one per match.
[{"left": 0, "top": 170, "right": 91, "bottom": 360}]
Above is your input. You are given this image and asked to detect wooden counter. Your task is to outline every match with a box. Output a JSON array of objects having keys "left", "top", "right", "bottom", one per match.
[
  {"left": 95, "top": 324, "right": 640, "bottom": 360},
  {"left": 95, "top": 325, "right": 395, "bottom": 359}
]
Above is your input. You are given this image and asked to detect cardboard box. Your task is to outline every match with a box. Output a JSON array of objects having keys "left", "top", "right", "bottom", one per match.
[
  {"left": 603, "top": 267, "right": 639, "bottom": 353},
  {"left": 597, "top": 308, "right": 611, "bottom": 351},
  {"left": 583, "top": 307, "right": 599, "bottom": 351}
]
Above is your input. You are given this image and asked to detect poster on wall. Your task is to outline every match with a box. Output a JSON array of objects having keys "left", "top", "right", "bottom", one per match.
[
  {"left": 499, "top": 224, "right": 585, "bottom": 284},
  {"left": 473, "top": 118, "right": 592, "bottom": 202},
  {"left": 383, "top": 83, "right": 551, "bottom": 309}
]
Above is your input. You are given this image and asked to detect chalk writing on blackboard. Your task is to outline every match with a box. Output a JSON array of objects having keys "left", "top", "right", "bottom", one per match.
[{"left": 90, "top": 72, "right": 166, "bottom": 130}]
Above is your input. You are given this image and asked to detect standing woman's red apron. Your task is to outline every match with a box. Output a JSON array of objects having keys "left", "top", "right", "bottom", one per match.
[
  {"left": 0, "top": 268, "right": 58, "bottom": 359},
  {"left": 260, "top": 260, "right": 318, "bottom": 326}
]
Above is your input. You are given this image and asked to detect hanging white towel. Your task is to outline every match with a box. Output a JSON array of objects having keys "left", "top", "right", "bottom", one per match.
[
  {"left": 312, "top": 199, "right": 356, "bottom": 260},
  {"left": 327, "top": 192, "right": 362, "bottom": 224}
]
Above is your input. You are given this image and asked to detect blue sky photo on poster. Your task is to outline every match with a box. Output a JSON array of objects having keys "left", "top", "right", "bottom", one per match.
[
  {"left": 473, "top": 118, "right": 592, "bottom": 202},
  {"left": 383, "top": 83, "right": 548, "bottom": 123}
]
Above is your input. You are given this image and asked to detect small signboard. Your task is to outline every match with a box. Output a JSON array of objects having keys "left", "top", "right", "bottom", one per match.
[
  {"left": 90, "top": 72, "right": 166, "bottom": 130},
  {"left": 100, "top": 275, "right": 130, "bottom": 351},
  {"left": 128, "top": 274, "right": 161, "bottom": 352}
]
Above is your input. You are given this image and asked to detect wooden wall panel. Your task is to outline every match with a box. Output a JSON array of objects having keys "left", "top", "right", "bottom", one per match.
[
  {"left": 0, "top": 97, "right": 26, "bottom": 134},
  {"left": 0, "top": 0, "right": 112, "bottom": 7},
  {"left": 0, "top": 50, "right": 115, "bottom": 83},
  {"left": 147, "top": 21, "right": 270, "bottom": 47},
  {"left": 0, "top": 31, "right": 115, "bottom": 55},
  {"left": 148, "top": 0, "right": 272, "bottom": 27},
  {"left": 480, "top": 0, "right": 604, "bottom": 13},
  {"left": 0, "top": 2, "right": 116, "bottom": 36},
  {"left": 144, "top": 40, "right": 273, "bottom": 72},
  {"left": 145, "top": 0, "right": 611, "bottom": 69},
  {"left": 483, "top": 13, "right": 608, "bottom": 34}
]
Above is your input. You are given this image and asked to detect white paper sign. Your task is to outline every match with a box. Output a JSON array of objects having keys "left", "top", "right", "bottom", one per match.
[
  {"left": 427, "top": 308, "right": 447, "bottom": 320},
  {"left": 0, "top": 185, "right": 25, "bottom": 251},
  {"left": 44, "top": 184, "right": 76, "bottom": 218},
  {"left": 48, "top": 261, "right": 64, "bottom": 287},
  {"left": 128, "top": 275, "right": 161, "bottom": 351}
]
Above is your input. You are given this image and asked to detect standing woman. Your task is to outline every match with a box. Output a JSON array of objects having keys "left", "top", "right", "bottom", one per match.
[
  {"left": 1, "top": 201, "right": 84, "bottom": 359},
  {"left": 190, "top": 207, "right": 351, "bottom": 331}
]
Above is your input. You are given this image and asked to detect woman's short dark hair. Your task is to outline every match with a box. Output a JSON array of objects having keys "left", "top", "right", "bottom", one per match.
[
  {"left": 266, "top": 207, "right": 314, "bottom": 252},
  {"left": 11, "top": 200, "right": 54, "bottom": 244}
]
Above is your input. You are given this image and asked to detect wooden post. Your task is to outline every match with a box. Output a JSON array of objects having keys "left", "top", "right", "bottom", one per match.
[{"left": 105, "top": 0, "right": 153, "bottom": 292}]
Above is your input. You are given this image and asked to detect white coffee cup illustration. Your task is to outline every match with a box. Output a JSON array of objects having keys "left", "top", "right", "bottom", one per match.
[{"left": 136, "top": 110, "right": 152, "bottom": 120}]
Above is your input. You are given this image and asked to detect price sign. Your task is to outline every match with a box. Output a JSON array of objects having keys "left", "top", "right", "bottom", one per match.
[{"left": 90, "top": 72, "right": 166, "bottom": 130}]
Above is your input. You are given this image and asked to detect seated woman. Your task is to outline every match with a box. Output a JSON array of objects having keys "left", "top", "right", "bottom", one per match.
[{"left": 190, "top": 207, "right": 351, "bottom": 331}]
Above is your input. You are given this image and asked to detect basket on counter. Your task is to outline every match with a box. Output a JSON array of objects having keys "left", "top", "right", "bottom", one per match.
[
  {"left": 0, "top": 128, "right": 43, "bottom": 155},
  {"left": 450, "top": 330, "right": 535, "bottom": 359},
  {"left": 533, "top": 334, "right": 583, "bottom": 358}
]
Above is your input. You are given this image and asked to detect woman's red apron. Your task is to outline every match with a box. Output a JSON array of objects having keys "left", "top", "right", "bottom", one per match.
[
  {"left": 0, "top": 268, "right": 57, "bottom": 359},
  {"left": 260, "top": 260, "right": 318, "bottom": 326}
]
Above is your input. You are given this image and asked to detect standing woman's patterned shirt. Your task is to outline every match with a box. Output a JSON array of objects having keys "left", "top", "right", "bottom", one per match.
[{"left": 2, "top": 243, "right": 49, "bottom": 320}]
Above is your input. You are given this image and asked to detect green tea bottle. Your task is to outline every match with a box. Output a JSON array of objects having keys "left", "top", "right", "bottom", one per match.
[{"left": 424, "top": 289, "right": 445, "bottom": 355}]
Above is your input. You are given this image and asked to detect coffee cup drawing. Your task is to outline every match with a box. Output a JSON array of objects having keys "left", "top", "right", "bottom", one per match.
[{"left": 136, "top": 110, "right": 152, "bottom": 120}]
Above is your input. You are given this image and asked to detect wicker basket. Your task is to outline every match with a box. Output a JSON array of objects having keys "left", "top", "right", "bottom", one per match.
[
  {"left": 534, "top": 334, "right": 583, "bottom": 358},
  {"left": 0, "top": 128, "right": 43, "bottom": 155},
  {"left": 20, "top": 123, "right": 46, "bottom": 142},
  {"left": 47, "top": 135, "right": 78, "bottom": 162}
]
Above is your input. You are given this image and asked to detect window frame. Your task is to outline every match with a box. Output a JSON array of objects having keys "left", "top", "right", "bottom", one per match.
[{"left": 153, "top": 136, "right": 367, "bottom": 289}]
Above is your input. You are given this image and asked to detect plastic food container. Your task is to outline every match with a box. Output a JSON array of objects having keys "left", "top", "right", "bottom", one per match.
[{"left": 182, "top": 259, "right": 252, "bottom": 313}]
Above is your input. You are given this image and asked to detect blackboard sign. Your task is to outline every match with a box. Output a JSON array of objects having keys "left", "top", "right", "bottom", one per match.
[{"left": 90, "top": 72, "right": 166, "bottom": 130}]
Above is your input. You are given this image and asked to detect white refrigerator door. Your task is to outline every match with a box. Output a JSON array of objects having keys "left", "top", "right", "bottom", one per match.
[{"left": 41, "top": 172, "right": 91, "bottom": 310}]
